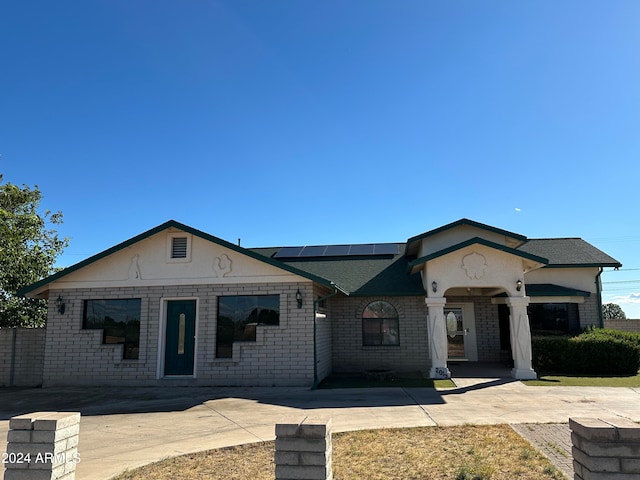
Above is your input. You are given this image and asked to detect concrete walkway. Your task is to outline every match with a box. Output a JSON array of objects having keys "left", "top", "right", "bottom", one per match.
[{"left": 1, "top": 376, "right": 638, "bottom": 479}]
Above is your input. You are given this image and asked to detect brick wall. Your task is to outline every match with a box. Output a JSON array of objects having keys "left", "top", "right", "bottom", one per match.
[
  {"left": 570, "top": 417, "right": 640, "bottom": 479},
  {"left": 43, "top": 282, "right": 316, "bottom": 387},
  {"left": 604, "top": 318, "right": 640, "bottom": 334},
  {"left": 578, "top": 296, "right": 600, "bottom": 329},
  {"left": 0, "top": 328, "right": 45, "bottom": 387},
  {"left": 314, "top": 286, "right": 334, "bottom": 384},
  {"left": 330, "top": 296, "right": 429, "bottom": 373}
]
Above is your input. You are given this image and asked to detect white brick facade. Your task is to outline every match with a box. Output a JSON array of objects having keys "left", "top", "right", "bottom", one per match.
[
  {"left": 43, "top": 282, "right": 316, "bottom": 387},
  {"left": 17, "top": 219, "right": 617, "bottom": 386}
]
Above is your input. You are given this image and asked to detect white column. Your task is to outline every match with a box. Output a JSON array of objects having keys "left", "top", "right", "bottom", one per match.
[
  {"left": 506, "top": 296, "right": 537, "bottom": 380},
  {"left": 425, "top": 297, "right": 450, "bottom": 378}
]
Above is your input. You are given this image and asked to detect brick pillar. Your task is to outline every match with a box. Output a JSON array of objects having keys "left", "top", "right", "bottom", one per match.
[
  {"left": 570, "top": 417, "right": 640, "bottom": 479},
  {"left": 3, "top": 412, "right": 81, "bottom": 480},
  {"left": 275, "top": 416, "right": 332, "bottom": 480}
]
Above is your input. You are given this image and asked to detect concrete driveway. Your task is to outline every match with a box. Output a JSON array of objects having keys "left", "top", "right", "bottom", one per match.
[{"left": 1, "top": 378, "right": 639, "bottom": 479}]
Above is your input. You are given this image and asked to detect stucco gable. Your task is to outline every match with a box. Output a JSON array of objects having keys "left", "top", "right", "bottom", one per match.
[
  {"left": 405, "top": 219, "right": 527, "bottom": 257},
  {"left": 19, "top": 220, "right": 336, "bottom": 298}
]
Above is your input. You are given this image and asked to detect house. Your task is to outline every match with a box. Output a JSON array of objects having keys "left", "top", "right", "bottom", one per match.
[{"left": 18, "top": 219, "right": 621, "bottom": 387}]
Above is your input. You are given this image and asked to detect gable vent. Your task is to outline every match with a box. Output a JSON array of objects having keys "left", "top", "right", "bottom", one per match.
[{"left": 171, "top": 237, "right": 188, "bottom": 259}]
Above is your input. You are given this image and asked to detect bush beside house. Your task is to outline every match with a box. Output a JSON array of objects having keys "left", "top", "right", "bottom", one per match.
[{"left": 532, "top": 329, "right": 640, "bottom": 376}]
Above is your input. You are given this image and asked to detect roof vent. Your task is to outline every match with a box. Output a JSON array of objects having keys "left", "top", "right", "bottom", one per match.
[{"left": 171, "top": 237, "right": 188, "bottom": 259}]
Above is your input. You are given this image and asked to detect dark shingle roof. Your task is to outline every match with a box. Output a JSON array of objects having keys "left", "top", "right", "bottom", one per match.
[
  {"left": 250, "top": 245, "right": 423, "bottom": 296},
  {"left": 517, "top": 238, "right": 622, "bottom": 268},
  {"left": 253, "top": 237, "right": 621, "bottom": 296}
]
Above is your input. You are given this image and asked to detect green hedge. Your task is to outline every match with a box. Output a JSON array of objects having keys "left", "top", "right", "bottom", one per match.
[{"left": 532, "top": 329, "right": 640, "bottom": 375}]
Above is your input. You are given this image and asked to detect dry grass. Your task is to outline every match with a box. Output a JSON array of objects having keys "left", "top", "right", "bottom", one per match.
[{"left": 114, "top": 425, "right": 564, "bottom": 480}]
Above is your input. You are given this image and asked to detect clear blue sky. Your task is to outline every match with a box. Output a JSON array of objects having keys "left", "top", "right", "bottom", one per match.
[{"left": 1, "top": 1, "right": 639, "bottom": 317}]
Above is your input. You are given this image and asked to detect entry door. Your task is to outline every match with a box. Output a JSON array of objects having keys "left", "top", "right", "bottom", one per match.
[
  {"left": 445, "top": 305, "right": 478, "bottom": 361},
  {"left": 164, "top": 300, "right": 196, "bottom": 375}
]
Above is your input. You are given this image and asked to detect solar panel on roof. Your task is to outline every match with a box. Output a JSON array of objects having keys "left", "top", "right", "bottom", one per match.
[
  {"left": 301, "top": 245, "right": 327, "bottom": 256},
  {"left": 324, "top": 245, "right": 350, "bottom": 256},
  {"left": 374, "top": 244, "right": 399, "bottom": 255},
  {"left": 274, "top": 246, "right": 304, "bottom": 258},
  {"left": 348, "top": 244, "right": 375, "bottom": 255},
  {"left": 274, "top": 243, "right": 399, "bottom": 258}
]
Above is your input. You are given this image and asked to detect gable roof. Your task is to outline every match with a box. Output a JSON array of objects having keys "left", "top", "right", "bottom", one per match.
[
  {"left": 406, "top": 237, "right": 549, "bottom": 274},
  {"left": 405, "top": 218, "right": 527, "bottom": 255},
  {"left": 18, "top": 220, "right": 344, "bottom": 298},
  {"left": 517, "top": 238, "right": 622, "bottom": 268},
  {"left": 19, "top": 220, "right": 622, "bottom": 299}
]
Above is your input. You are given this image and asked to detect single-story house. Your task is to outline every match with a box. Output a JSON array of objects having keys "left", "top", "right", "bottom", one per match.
[{"left": 19, "top": 218, "right": 621, "bottom": 386}]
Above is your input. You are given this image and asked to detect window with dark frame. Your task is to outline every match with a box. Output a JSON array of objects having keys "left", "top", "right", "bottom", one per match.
[
  {"left": 83, "top": 299, "right": 141, "bottom": 359},
  {"left": 216, "top": 295, "right": 280, "bottom": 358},
  {"left": 362, "top": 300, "right": 400, "bottom": 346},
  {"left": 528, "top": 302, "right": 580, "bottom": 335}
]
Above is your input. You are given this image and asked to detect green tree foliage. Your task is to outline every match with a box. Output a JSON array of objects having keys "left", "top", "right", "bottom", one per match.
[
  {"left": 0, "top": 175, "right": 68, "bottom": 327},
  {"left": 603, "top": 303, "right": 626, "bottom": 320}
]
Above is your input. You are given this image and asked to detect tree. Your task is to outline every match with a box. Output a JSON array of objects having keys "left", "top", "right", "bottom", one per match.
[
  {"left": 603, "top": 303, "right": 626, "bottom": 320},
  {"left": 0, "top": 175, "right": 68, "bottom": 327}
]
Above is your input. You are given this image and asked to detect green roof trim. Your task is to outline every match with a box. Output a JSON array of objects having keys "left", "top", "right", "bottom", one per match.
[
  {"left": 407, "top": 237, "right": 549, "bottom": 273},
  {"left": 18, "top": 220, "right": 344, "bottom": 297},
  {"left": 493, "top": 283, "right": 591, "bottom": 298},
  {"left": 406, "top": 218, "right": 527, "bottom": 245},
  {"left": 525, "top": 283, "right": 591, "bottom": 297}
]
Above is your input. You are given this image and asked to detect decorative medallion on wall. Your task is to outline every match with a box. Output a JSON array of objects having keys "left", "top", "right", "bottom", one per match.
[
  {"left": 128, "top": 254, "right": 142, "bottom": 280},
  {"left": 461, "top": 252, "right": 487, "bottom": 279},
  {"left": 213, "top": 254, "right": 232, "bottom": 277}
]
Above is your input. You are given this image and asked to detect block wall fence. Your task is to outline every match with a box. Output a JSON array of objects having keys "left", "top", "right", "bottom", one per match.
[
  {"left": 570, "top": 417, "right": 640, "bottom": 480},
  {"left": 0, "top": 328, "right": 44, "bottom": 387},
  {"left": 3, "top": 411, "right": 81, "bottom": 480}
]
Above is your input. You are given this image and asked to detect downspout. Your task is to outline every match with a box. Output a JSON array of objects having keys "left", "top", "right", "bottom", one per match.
[
  {"left": 596, "top": 268, "right": 604, "bottom": 329},
  {"left": 312, "top": 286, "right": 339, "bottom": 390}
]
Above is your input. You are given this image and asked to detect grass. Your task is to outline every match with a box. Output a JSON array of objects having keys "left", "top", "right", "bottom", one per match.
[
  {"left": 524, "top": 372, "right": 640, "bottom": 387},
  {"left": 317, "top": 371, "right": 455, "bottom": 389},
  {"left": 114, "top": 425, "right": 564, "bottom": 480}
]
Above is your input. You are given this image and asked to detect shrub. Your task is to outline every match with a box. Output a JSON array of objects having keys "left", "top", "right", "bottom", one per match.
[{"left": 532, "top": 329, "right": 640, "bottom": 375}]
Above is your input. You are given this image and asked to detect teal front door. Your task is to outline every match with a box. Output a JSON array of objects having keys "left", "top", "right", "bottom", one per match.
[{"left": 164, "top": 300, "right": 196, "bottom": 375}]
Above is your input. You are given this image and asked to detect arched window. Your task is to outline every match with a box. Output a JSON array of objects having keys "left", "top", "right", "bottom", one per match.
[{"left": 362, "top": 300, "right": 400, "bottom": 346}]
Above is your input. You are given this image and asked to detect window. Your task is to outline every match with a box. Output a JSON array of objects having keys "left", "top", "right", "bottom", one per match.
[
  {"left": 362, "top": 300, "right": 399, "bottom": 346},
  {"left": 83, "top": 299, "right": 141, "bottom": 359},
  {"left": 528, "top": 303, "right": 579, "bottom": 335},
  {"left": 216, "top": 295, "right": 280, "bottom": 358}
]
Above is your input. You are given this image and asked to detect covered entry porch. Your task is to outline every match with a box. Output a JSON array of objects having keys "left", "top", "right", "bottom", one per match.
[{"left": 407, "top": 236, "right": 549, "bottom": 380}]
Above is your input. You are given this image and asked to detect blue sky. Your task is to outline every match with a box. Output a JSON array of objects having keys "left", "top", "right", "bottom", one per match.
[{"left": 1, "top": 1, "right": 639, "bottom": 317}]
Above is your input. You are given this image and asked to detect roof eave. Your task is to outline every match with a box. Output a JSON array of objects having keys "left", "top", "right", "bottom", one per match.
[
  {"left": 407, "top": 237, "right": 549, "bottom": 274},
  {"left": 18, "top": 220, "right": 341, "bottom": 298}
]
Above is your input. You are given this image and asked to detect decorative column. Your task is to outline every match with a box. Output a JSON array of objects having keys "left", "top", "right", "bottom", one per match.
[
  {"left": 506, "top": 296, "right": 537, "bottom": 379},
  {"left": 426, "top": 297, "right": 450, "bottom": 378}
]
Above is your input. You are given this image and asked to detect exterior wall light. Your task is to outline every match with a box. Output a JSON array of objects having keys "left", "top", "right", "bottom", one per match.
[
  {"left": 516, "top": 280, "right": 523, "bottom": 292},
  {"left": 431, "top": 281, "right": 438, "bottom": 293},
  {"left": 296, "top": 289, "right": 303, "bottom": 309},
  {"left": 56, "top": 295, "right": 66, "bottom": 315}
]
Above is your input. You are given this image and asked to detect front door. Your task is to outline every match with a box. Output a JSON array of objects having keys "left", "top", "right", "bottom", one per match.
[
  {"left": 164, "top": 300, "right": 196, "bottom": 375},
  {"left": 445, "top": 304, "right": 478, "bottom": 361}
]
